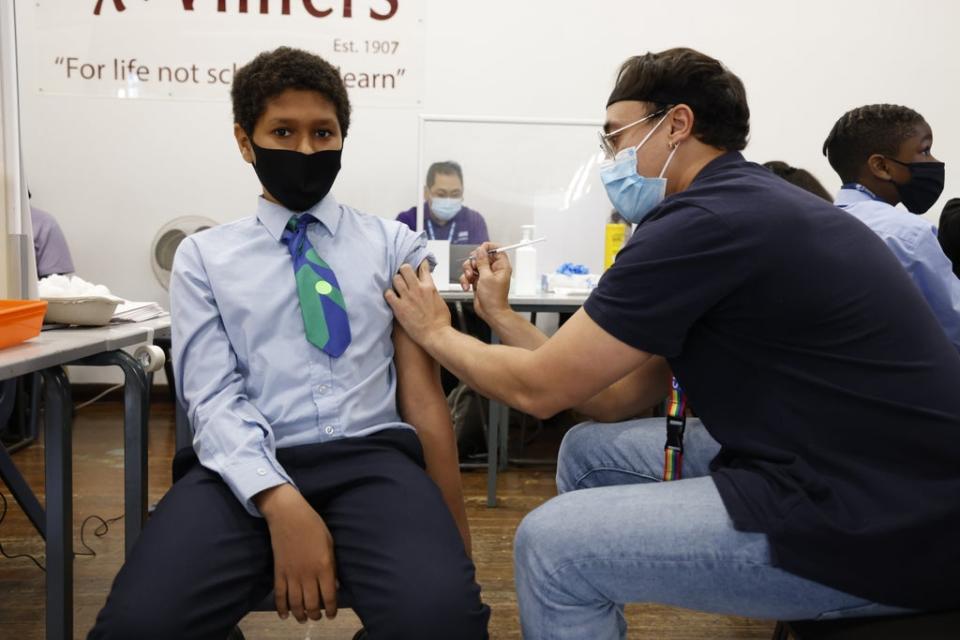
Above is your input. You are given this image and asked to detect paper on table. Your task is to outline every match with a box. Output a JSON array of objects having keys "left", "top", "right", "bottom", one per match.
[{"left": 111, "top": 300, "right": 168, "bottom": 323}]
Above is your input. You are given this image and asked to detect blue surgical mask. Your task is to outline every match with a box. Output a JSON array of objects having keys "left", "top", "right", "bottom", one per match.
[
  {"left": 430, "top": 197, "right": 462, "bottom": 221},
  {"left": 599, "top": 113, "right": 679, "bottom": 224}
]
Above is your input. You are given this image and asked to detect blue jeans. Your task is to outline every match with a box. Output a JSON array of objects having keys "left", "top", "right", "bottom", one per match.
[{"left": 513, "top": 418, "right": 908, "bottom": 640}]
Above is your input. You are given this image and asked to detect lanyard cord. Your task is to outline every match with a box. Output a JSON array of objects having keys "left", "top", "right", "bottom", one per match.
[
  {"left": 663, "top": 376, "right": 687, "bottom": 481},
  {"left": 840, "top": 183, "right": 883, "bottom": 202},
  {"left": 426, "top": 218, "right": 457, "bottom": 242}
]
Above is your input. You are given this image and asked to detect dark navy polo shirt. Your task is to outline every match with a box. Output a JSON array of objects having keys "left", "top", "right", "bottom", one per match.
[
  {"left": 584, "top": 152, "right": 960, "bottom": 609},
  {"left": 396, "top": 203, "right": 489, "bottom": 245}
]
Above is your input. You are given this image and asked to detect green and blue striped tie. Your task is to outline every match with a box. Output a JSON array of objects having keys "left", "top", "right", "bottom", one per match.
[{"left": 281, "top": 214, "right": 351, "bottom": 357}]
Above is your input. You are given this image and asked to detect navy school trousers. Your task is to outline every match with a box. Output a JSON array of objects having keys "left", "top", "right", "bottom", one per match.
[{"left": 88, "top": 428, "right": 491, "bottom": 639}]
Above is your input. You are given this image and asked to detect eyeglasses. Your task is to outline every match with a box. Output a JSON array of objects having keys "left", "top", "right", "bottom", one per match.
[{"left": 598, "top": 108, "right": 668, "bottom": 160}]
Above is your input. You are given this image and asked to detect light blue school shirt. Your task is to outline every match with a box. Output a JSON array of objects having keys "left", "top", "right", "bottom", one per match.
[
  {"left": 170, "top": 194, "right": 434, "bottom": 515},
  {"left": 835, "top": 185, "right": 960, "bottom": 351}
]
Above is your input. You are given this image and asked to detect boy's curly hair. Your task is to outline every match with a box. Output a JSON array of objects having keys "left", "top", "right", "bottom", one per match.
[{"left": 231, "top": 47, "right": 351, "bottom": 137}]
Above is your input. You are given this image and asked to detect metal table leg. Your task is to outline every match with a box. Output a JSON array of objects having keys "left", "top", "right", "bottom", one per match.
[
  {"left": 41, "top": 366, "right": 73, "bottom": 640},
  {"left": 74, "top": 351, "right": 149, "bottom": 556},
  {"left": 498, "top": 396, "right": 509, "bottom": 471},
  {"left": 29, "top": 372, "right": 41, "bottom": 440},
  {"left": 486, "top": 396, "right": 499, "bottom": 507},
  {"left": 486, "top": 332, "right": 503, "bottom": 507},
  {"left": 0, "top": 442, "right": 46, "bottom": 534},
  {"left": 491, "top": 329, "right": 510, "bottom": 473}
]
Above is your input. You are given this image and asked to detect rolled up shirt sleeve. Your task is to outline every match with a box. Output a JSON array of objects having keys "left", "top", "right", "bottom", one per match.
[
  {"left": 393, "top": 224, "right": 436, "bottom": 273},
  {"left": 170, "top": 237, "right": 294, "bottom": 516}
]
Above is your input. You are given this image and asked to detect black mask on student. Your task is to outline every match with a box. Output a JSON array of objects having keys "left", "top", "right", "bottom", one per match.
[
  {"left": 886, "top": 157, "right": 945, "bottom": 214},
  {"left": 250, "top": 142, "right": 342, "bottom": 212}
]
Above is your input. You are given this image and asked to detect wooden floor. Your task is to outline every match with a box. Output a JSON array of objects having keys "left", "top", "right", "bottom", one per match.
[{"left": 0, "top": 401, "right": 775, "bottom": 639}]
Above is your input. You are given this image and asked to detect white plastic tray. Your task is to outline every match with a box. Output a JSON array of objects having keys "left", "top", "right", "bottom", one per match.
[{"left": 42, "top": 296, "right": 120, "bottom": 326}]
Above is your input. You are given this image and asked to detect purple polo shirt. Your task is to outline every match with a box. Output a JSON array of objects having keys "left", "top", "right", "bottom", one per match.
[
  {"left": 396, "top": 202, "right": 489, "bottom": 245},
  {"left": 31, "top": 207, "right": 75, "bottom": 277}
]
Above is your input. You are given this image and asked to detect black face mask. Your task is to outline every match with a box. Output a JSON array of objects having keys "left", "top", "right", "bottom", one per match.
[
  {"left": 886, "top": 157, "right": 945, "bottom": 214},
  {"left": 250, "top": 141, "right": 342, "bottom": 212}
]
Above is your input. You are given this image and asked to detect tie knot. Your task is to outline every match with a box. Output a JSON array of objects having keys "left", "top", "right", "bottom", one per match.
[
  {"left": 282, "top": 214, "right": 318, "bottom": 253},
  {"left": 286, "top": 213, "right": 318, "bottom": 233}
]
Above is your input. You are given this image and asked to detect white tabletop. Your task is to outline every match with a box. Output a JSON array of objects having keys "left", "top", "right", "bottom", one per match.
[
  {"left": 440, "top": 289, "right": 589, "bottom": 310},
  {"left": 0, "top": 315, "right": 171, "bottom": 380}
]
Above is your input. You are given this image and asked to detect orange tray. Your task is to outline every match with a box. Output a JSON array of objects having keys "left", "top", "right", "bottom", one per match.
[{"left": 0, "top": 299, "right": 49, "bottom": 350}]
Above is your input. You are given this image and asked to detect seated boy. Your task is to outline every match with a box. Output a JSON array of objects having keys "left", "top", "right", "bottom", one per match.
[
  {"left": 823, "top": 104, "right": 960, "bottom": 349},
  {"left": 88, "top": 47, "right": 490, "bottom": 640}
]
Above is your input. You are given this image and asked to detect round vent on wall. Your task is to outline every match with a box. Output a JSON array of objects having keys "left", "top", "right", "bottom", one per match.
[{"left": 151, "top": 216, "right": 218, "bottom": 290}]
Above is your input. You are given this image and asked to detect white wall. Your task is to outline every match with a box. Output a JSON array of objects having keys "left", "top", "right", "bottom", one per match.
[{"left": 12, "top": 0, "right": 960, "bottom": 381}]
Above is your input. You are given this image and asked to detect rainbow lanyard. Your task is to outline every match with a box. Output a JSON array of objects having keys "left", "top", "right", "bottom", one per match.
[{"left": 663, "top": 376, "right": 687, "bottom": 481}]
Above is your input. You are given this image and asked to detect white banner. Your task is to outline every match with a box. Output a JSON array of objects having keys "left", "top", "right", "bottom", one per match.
[{"left": 33, "top": 0, "right": 424, "bottom": 105}]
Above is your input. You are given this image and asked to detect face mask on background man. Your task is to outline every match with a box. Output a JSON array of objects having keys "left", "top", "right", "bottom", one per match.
[{"left": 430, "top": 197, "right": 463, "bottom": 221}]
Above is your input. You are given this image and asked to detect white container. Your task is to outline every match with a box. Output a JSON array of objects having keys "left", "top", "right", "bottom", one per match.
[
  {"left": 426, "top": 239, "right": 451, "bottom": 291},
  {"left": 43, "top": 296, "right": 120, "bottom": 326},
  {"left": 513, "top": 225, "right": 539, "bottom": 296}
]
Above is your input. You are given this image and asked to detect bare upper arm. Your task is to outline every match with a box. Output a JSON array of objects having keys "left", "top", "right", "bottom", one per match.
[
  {"left": 392, "top": 261, "right": 447, "bottom": 422},
  {"left": 519, "top": 308, "right": 654, "bottom": 418},
  {"left": 576, "top": 355, "right": 672, "bottom": 422}
]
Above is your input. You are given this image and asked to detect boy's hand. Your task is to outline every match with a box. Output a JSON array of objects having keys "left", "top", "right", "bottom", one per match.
[{"left": 254, "top": 484, "right": 338, "bottom": 623}]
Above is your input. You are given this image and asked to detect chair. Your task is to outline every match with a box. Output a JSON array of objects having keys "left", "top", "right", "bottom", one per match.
[
  {"left": 0, "top": 373, "right": 41, "bottom": 453},
  {"left": 0, "top": 380, "right": 15, "bottom": 433},
  {"left": 229, "top": 626, "right": 364, "bottom": 640},
  {"left": 150, "top": 336, "right": 177, "bottom": 406},
  {"left": 232, "top": 590, "right": 356, "bottom": 640},
  {"left": 772, "top": 609, "right": 960, "bottom": 639}
]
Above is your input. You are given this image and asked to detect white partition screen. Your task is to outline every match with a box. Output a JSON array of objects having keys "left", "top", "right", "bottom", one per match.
[
  {"left": 416, "top": 115, "right": 612, "bottom": 276},
  {"left": 0, "top": 0, "right": 36, "bottom": 299}
]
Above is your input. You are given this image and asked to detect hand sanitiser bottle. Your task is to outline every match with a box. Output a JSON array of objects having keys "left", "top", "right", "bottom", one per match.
[
  {"left": 513, "top": 225, "right": 538, "bottom": 296},
  {"left": 604, "top": 222, "right": 629, "bottom": 270}
]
